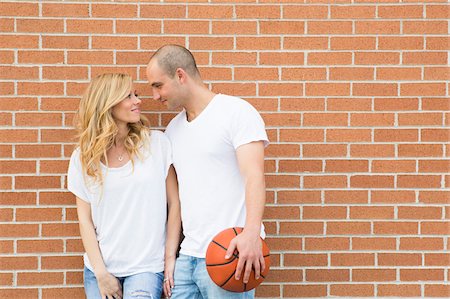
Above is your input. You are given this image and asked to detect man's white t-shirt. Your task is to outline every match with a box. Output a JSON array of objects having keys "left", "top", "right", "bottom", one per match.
[
  {"left": 165, "top": 94, "right": 269, "bottom": 258},
  {"left": 67, "top": 130, "right": 172, "bottom": 277}
]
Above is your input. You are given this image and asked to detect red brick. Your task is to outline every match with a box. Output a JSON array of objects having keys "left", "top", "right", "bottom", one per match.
[
  {"left": 140, "top": 5, "right": 186, "bottom": 18},
  {"left": 422, "top": 129, "right": 450, "bottom": 142},
  {"left": 325, "top": 190, "right": 368, "bottom": 204},
  {"left": 397, "top": 175, "right": 442, "bottom": 188},
  {"left": 285, "top": 37, "right": 328, "bottom": 50},
  {"left": 375, "top": 129, "right": 418, "bottom": 142},
  {"left": 419, "top": 191, "right": 450, "bottom": 204},
  {"left": 372, "top": 160, "right": 416, "bottom": 173},
  {"left": 331, "top": 253, "right": 375, "bottom": 266},
  {"left": 304, "top": 144, "right": 347, "bottom": 157},
  {"left": 42, "top": 287, "right": 85, "bottom": 299},
  {"left": 308, "top": 21, "right": 352, "bottom": 34},
  {"left": 42, "top": 223, "right": 79, "bottom": 237},
  {"left": 402, "top": 83, "right": 447, "bottom": 96},
  {"left": 379, "top": 253, "right": 422, "bottom": 266},
  {"left": 280, "top": 98, "right": 324, "bottom": 111},
  {"left": 264, "top": 206, "right": 300, "bottom": 220},
  {"left": 427, "top": 37, "right": 450, "bottom": 50},
  {"left": 330, "top": 284, "right": 374, "bottom": 297},
  {"left": 351, "top": 207, "right": 394, "bottom": 219},
  {"left": 305, "top": 237, "right": 350, "bottom": 251},
  {"left": 355, "top": 21, "right": 400, "bottom": 34},
  {"left": 213, "top": 21, "right": 257, "bottom": 34},
  {"left": 279, "top": 160, "right": 322, "bottom": 173},
  {"left": 332, "top": 37, "right": 376, "bottom": 50},
  {"left": 0, "top": 256, "right": 38, "bottom": 270},
  {"left": 308, "top": 52, "right": 352, "bottom": 65},
  {"left": 306, "top": 269, "right": 349, "bottom": 282},
  {"left": 164, "top": 20, "right": 208, "bottom": 34},
  {"left": 353, "top": 269, "right": 396, "bottom": 282},
  {"left": 189, "top": 5, "right": 233, "bottom": 18},
  {"left": 425, "top": 253, "right": 450, "bottom": 266},
  {"left": 353, "top": 83, "right": 397, "bottom": 96},
  {"left": 283, "top": 5, "right": 328, "bottom": 19},
  {"left": 352, "top": 237, "right": 396, "bottom": 250},
  {"left": 375, "top": 98, "right": 419, "bottom": 111},
  {"left": 400, "top": 237, "right": 444, "bottom": 250},
  {"left": 17, "top": 272, "right": 64, "bottom": 286},
  {"left": 0, "top": 161, "right": 36, "bottom": 174},
  {"left": 280, "top": 222, "right": 323, "bottom": 235},
  {"left": 378, "top": 284, "right": 421, "bottom": 297},
  {"left": 15, "top": 176, "right": 61, "bottom": 189},
  {"left": 304, "top": 175, "right": 347, "bottom": 188},
  {"left": 265, "top": 269, "right": 302, "bottom": 283},
  {"left": 421, "top": 222, "right": 450, "bottom": 235},
  {"left": 284, "top": 285, "right": 327, "bottom": 298},
  {"left": 303, "top": 206, "right": 346, "bottom": 219},
  {"left": 282, "top": 68, "right": 326, "bottom": 81},
  {"left": 265, "top": 237, "right": 301, "bottom": 251},
  {"left": 378, "top": 5, "right": 423, "bottom": 18},
  {"left": 92, "top": 36, "right": 137, "bottom": 50},
  {"left": 377, "top": 67, "right": 422, "bottom": 80},
  {"left": 404, "top": 21, "right": 448, "bottom": 34},
  {"left": 401, "top": 269, "right": 444, "bottom": 281},
  {"left": 0, "top": 34, "right": 39, "bottom": 48},
  {"left": 325, "top": 160, "right": 368, "bottom": 172},
  {"left": 399, "top": 144, "right": 443, "bottom": 157},
  {"left": 424, "top": 284, "right": 450, "bottom": 297},
  {"left": 404, "top": 52, "right": 448, "bottom": 65},
  {"left": 17, "top": 19, "right": 63, "bottom": 33},
  {"left": 373, "top": 222, "right": 419, "bottom": 235},
  {"left": 330, "top": 67, "right": 374, "bottom": 80},
  {"left": 379, "top": 36, "right": 424, "bottom": 50},
  {"left": 426, "top": 5, "right": 450, "bottom": 18},
  {"left": 327, "top": 129, "right": 371, "bottom": 142},
  {"left": 284, "top": 253, "right": 327, "bottom": 267},
  {"left": 0, "top": 289, "right": 38, "bottom": 298},
  {"left": 17, "top": 240, "right": 63, "bottom": 253},
  {"left": 42, "top": 3, "right": 89, "bottom": 17},
  {"left": 213, "top": 52, "right": 257, "bottom": 65},
  {"left": 327, "top": 222, "right": 371, "bottom": 235},
  {"left": 91, "top": 3, "right": 137, "bottom": 17},
  {"left": 277, "top": 191, "right": 321, "bottom": 204},
  {"left": 331, "top": 5, "right": 375, "bottom": 18},
  {"left": 327, "top": 98, "right": 372, "bottom": 111}
]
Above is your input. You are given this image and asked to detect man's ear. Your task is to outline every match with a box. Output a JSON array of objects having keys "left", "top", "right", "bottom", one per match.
[{"left": 176, "top": 68, "right": 187, "bottom": 83}]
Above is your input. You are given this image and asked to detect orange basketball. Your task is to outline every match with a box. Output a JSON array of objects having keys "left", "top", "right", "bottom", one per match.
[{"left": 205, "top": 227, "right": 270, "bottom": 293}]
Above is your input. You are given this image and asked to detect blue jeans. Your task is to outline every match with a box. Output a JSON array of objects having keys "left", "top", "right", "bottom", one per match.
[
  {"left": 84, "top": 266, "right": 163, "bottom": 299},
  {"left": 171, "top": 254, "right": 255, "bottom": 299}
]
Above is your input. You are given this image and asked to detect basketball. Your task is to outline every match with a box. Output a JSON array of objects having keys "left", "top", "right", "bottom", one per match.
[{"left": 205, "top": 227, "right": 270, "bottom": 293}]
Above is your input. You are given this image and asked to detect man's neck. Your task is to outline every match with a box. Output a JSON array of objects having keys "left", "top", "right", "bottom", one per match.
[{"left": 184, "top": 88, "right": 216, "bottom": 122}]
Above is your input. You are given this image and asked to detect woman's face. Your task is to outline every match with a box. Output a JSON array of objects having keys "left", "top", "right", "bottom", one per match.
[{"left": 111, "top": 85, "right": 142, "bottom": 126}]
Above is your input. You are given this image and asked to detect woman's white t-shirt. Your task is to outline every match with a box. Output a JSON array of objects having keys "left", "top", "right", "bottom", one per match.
[{"left": 67, "top": 130, "right": 172, "bottom": 277}]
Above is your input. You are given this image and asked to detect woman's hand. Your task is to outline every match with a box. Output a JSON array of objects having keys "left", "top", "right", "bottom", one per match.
[
  {"left": 96, "top": 270, "right": 122, "bottom": 299},
  {"left": 163, "top": 256, "right": 176, "bottom": 298}
]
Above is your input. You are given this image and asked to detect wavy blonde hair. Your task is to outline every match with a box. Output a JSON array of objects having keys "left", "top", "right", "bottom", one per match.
[{"left": 75, "top": 73, "right": 150, "bottom": 186}]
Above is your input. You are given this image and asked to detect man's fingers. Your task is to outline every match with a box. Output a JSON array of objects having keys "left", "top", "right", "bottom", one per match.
[
  {"left": 242, "top": 260, "right": 253, "bottom": 283},
  {"left": 254, "top": 259, "right": 261, "bottom": 280},
  {"left": 259, "top": 255, "right": 266, "bottom": 274},
  {"left": 235, "top": 258, "right": 245, "bottom": 280},
  {"left": 225, "top": 239, "right": 237, "bottom": 259}
]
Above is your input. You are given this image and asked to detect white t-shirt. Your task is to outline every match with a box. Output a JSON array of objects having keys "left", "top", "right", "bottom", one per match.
[
  {"left": 165, "top": 94, "right": 269, "bottom": 258},
  {"left": 67, "top": 130, "right": 172, "bottom": 277}
]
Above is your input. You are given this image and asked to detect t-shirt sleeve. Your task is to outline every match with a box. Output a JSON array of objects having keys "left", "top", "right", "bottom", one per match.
[
  {"left": 67, "top": 149, "right": 91, "bottom": 203},
  {"left": 159, "top": 131, "right": 173, "bottom": 177},
  {"left": 231, "top": 101, "right": 269, "bottom": 150}
]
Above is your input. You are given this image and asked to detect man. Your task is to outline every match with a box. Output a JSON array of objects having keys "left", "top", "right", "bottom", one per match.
[{"left": 146, "top": 45, "right": 268, "bottom": 299}]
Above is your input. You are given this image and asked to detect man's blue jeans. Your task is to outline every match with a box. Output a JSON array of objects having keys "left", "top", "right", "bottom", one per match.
[
  {"left": 84, "top": 266, "right": 163, "bottom": 299},
  {"left": 171, "top": 254, "right": 255, "bottom": 299}
]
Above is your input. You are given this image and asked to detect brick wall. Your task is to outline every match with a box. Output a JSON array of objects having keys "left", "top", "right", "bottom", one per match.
[{"left": 0, "top": 0, "right": 449, "bottom": 298}]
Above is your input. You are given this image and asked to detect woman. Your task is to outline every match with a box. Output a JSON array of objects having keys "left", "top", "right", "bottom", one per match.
[{"left": 68, "top": 73, "right": 180, "bottom": 299}]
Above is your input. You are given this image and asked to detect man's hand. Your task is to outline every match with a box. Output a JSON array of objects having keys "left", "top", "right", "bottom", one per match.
[{"left": 225, "top": 230, "right": 266, "bottom": 283}]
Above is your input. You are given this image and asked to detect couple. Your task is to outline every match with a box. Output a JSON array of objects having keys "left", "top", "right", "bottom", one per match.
[{"left": 68, "top": 45, "right": 269, "bottom": 299}]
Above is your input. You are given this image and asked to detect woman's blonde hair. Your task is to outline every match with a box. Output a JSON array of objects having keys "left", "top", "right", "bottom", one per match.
[{"left": 75, "top": 73, "right": 150, "bottom": 186}]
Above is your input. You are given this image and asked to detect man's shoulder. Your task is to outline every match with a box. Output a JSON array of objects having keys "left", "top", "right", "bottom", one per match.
[{"left": 215, "top": 94, "right": 255, "bottom": 111}]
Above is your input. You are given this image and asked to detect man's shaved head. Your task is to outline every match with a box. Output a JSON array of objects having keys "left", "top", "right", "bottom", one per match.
[{"left": 150, "top": 45, "right": 200, "bottom": 79}]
